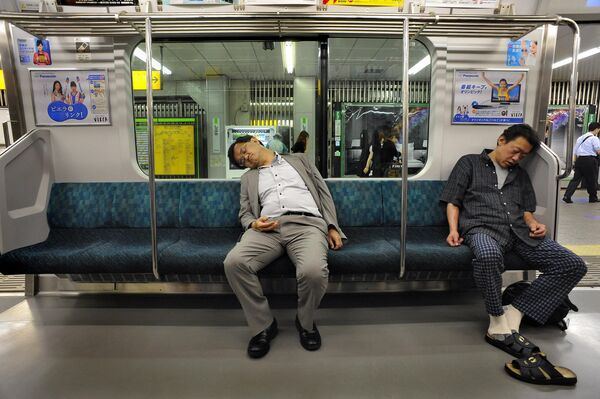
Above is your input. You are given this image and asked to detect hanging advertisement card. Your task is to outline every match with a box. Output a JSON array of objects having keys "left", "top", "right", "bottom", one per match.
[
  {"left": 425, "top": 0, "right": 498, "bottom": 8},
  {"left": 31, "top": 69, "right": 111, "bottom": 126},
  {"left": 452, "top": 69, "right": 527, "bottom": 125},
  {"left": 323, "top": 0, "right": 403, "bottom": 5},
  {"left": 506, "top": 39, "right": 538, "bottom": 66},
  {"left": 57, "top": 0, "right": 138, "bottom": 5}
]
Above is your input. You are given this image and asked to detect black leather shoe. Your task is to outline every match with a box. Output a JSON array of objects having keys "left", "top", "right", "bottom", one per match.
[
  {"left": 247, "top": 319, "right": 278, "bottom": 359},
  {"left": 590, "top": 198, "right": 599, "bottom": 203},
  {"left": 295, "top": 316, "right": 321, "bottom": 351},
  {"left": 562, "top": 197, "right": 573, "bottom": 203}
]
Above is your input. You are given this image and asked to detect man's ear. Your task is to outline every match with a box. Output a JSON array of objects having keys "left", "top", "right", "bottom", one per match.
[{"left": 497, "top": 135, "right": 507, "bottom": 146}]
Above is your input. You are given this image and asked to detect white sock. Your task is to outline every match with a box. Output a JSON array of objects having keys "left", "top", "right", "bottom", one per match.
[
  {"left": 504, "top": 304, "right": 524, "bottom": 332},
  {"left": 488, "top": 314, "right": 511, "bottom": 338}
]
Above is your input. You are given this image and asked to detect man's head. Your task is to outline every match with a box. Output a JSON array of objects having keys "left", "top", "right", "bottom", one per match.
[
  {"left": 228, "top": 135, "right": 270, "bottom": 169},
  {"left": 589, "top": 121, "right": 600, "bottom": 135},
  {"left": 492, "top": 124, "right": 540, "bottom": 168}
]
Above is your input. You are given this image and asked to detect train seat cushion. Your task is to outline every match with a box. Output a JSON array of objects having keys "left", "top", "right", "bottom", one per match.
[{"left": 0, "top": 179, "right": 529, "bottom": 276}]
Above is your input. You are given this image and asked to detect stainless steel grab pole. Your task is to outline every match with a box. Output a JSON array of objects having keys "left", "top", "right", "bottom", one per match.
[
  {"left": 145, "top": 17, "right": 160, "bottom": 280},
  {"left": 557, "top": 18, "right": 580, "bottom": 180},
  {"left": 400, "top": 17, "right": 410, "bottom": 279}
]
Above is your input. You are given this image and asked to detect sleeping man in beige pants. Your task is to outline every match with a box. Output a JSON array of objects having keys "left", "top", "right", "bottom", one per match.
[{"left": 224, "top": 135, "right": 345, "bottom": 359}]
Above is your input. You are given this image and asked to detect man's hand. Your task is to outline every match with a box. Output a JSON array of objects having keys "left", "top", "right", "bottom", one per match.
[
  {"left": 251, "top": 216, "right": 279, "bottom": 232},
  {"left": 528, "top": 221, "right": 546, "bottom": 238},
  {"left": 446, "top": 230, "right": 464, "bottom": 247},
  {"left": 327, "top": 228, "right": 343, "bottom": 250}
]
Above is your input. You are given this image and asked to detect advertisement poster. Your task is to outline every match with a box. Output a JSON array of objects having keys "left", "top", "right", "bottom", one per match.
[
  {"left": 425, "top": 0, "right": 498, "bottom": 8},
  {"left": 31, "top": 69, "right": 110, "bottom": 126},
  {"left": 164, "top": 0, "right": 232, "bottom": 4},
  {"left": 32, "top": 38, "right": 51, "bottom": 66},
  {"left": 323, "top": 0, "right": 403, "bottom": 6},
  {"left": 75, "top": 37, "right": 91, "bottom": 61},
  {"left": 452, "top": 70, "right": 527, "bottom": 125},
  {"left": 57, "top": 0, "right": 137, "bottom": 5},
  {"left": 506, "top": 39, "right": 538, "bottom": 66},
  {"left": 18, "top": 39, "right": 34, "bottom": 64}
]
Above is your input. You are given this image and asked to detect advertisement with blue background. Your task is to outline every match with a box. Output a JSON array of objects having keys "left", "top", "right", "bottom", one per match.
[
  {"left": 452, "top": 70, "right": 527, "bottom": 125},
  {"left": 30, "top": 69, "right": 110, "bottom": 126}
]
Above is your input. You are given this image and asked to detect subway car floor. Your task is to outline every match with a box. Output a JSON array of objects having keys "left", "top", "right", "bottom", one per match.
[{"left": 0, "top": 188, "right": 598, "bottom": 399}]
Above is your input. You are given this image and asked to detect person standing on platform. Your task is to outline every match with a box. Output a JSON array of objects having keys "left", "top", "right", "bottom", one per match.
[{"left": 563, "top": 122, "right": 600, "bottom": 203}]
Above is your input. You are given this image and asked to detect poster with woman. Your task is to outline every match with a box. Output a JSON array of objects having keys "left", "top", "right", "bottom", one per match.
[
  {"left": 30, "top": 69, "right": 110, "bottom": 126},
  {"left": 32, "top": 39, "right": 52, "bottom": 66},
  {"left": 452, "top": 69, "right": 527, "bottom": 125}
]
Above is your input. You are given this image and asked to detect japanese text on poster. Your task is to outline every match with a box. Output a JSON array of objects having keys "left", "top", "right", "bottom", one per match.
[
  {"left": 452, "top": 70, "right": 527, "bottom": 125},
  {"left": 31, "top": 69, "right": 110, "bottom": 126},
  {"left": 506, "top": 39, "right": 538, "bottom": 66}
]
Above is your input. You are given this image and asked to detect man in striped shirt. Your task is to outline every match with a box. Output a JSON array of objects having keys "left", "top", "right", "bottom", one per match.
[
  {"left": 563, "top": 122, "right": 600, "bottom": 203},
  {"left": 441, "top": 124, "right": 587, "bottom": 357}
]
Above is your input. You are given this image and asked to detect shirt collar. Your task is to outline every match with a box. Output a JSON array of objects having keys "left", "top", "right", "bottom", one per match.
[
  {"left": 480, "top": 149, "right": 518, "bottom": 172},
  {"left": 258, "top": 152, "right": 282, "bottom": 169}
]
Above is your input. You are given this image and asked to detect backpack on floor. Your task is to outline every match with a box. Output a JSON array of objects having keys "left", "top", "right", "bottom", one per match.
[{"left": 501, "top": 281, "right": 579, "bottom": 331}]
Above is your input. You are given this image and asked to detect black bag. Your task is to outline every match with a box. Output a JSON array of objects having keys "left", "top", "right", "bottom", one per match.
[{"left": 502, "top": 281, "right": 579, "bottom": 331}]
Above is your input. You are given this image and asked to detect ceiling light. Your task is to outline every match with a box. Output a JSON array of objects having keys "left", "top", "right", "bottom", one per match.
[
  {"left": 281, "top": 41, "right": 295, "bottom": 75},
  {"left": 133, "top": 48, "right": 172, "bottom": 75},
  {"left": 408, "top": 55, "right": 431, "bottom": 76},
  {"left": 552, "top": 46, "right": 600, "bottom": 69}
]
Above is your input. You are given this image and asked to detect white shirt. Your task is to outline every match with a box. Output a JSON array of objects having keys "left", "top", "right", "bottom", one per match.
[
  {"left": 258, "top": 153, "right": 322, "bottom": 218},
  {"left": 574, "top": 132, "right": 600, "bottom": 157},
  {"left": 491, "top": 159, "right": 509, "bottom": 189}
]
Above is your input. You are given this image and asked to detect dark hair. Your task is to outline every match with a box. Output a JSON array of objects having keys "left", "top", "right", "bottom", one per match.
[
  {"left": 499, "top": 79, "right": 508, "bottom": 85},
  {"left": 588, "top": 122, "right": 600, "bottom": 132},
  {"left": 52, "top": 80, "right": 62, "bottom": 94},
  {"left": 36, "top": 40, "right": 43, "bottom": 47},
  {"left": 501, "top": 124, "right": 540, "bottom": 151},
  {"left": 227, "top": 135, "right": 254, "bottom": 168},
  {"left": 291, "top": 130, "right": 309, "bottom": 153},
  {"left": 70, "top": 81, "right": 77, "bottom": 87}
]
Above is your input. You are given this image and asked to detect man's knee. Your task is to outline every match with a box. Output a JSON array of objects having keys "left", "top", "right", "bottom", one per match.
[
  {"left": 475, "top": 251, "right": 503, "bottom": 268},
  {"left": 570, "top": 257, "right": 588, "bottom": 280},
  {"left": 297, "top": 263, "right": 329, "bottom": 285},
  {"left": 223, "top": 250, "right": 247, "bottom": 277}
]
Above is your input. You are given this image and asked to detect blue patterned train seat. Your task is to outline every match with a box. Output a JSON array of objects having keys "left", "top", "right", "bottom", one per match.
[{"left": 0, "top": 180, "right": 527, "bottom": 279}]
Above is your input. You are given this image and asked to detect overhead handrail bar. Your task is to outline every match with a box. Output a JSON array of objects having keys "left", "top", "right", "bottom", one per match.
[
  {"left": 400, "top": 17, "right": 409, "bottom": 279},
  {"left": 144, "top": 17, "right": 160, "bottom": 281},
  {"left": 556, "top": 17, "right": 580, "bottom": 180}
]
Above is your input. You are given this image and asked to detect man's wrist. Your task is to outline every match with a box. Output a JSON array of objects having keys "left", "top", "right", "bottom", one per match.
[{"left": 328, "top": 224, "right": 336, "bottom": 231}]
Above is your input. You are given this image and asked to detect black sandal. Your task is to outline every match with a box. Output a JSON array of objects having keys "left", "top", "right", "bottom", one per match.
[
  {"left": 485, "top": 331, "right": 540, "bottom": 358},
  {"left": 505, "top": 353, "right": 577, "bottom": 386}
]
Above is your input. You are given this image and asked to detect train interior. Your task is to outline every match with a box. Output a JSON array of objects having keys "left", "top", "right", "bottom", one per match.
[{"left": 0, "top": 1, "right": 599, "bottom": 398}]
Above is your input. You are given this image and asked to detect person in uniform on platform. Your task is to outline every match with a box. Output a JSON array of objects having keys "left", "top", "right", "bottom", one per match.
[{"left": 562, "top": 122, "right": 600, "bottom": 203}]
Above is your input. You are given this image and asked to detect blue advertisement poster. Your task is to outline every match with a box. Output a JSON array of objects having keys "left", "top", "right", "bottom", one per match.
[
  {"left": 506, "top": 39, "right": 538, "bottom": 67},
  {"left": 452, "top": 70, "right": 527, "bottom": 125},
  {"left": 31, "top": 69, "right": 110, "bottom": 126}
]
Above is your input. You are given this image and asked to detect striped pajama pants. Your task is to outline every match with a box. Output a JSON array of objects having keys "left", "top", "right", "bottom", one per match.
[{"left": 465, "top": 233, "right": 587, "bottom": 324}]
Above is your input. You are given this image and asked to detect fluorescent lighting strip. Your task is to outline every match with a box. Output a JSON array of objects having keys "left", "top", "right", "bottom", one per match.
[
  {"left": 408, "top": 55, "right": 431, "bottom": 76},
  {"left": 133, "top": 48, "right": 172, "bottom": 75},
  {"left": 553, "top": 46, "right": 600, "bottom": 69}
]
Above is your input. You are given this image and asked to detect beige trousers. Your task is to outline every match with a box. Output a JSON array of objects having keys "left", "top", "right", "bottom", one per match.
[{"left": 224, "top": 215, "right": 329, "bottom": 335}]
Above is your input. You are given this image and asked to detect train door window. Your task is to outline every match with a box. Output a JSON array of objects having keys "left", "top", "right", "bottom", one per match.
[
  {"left": 131, "top": 40, "right": 319, "bottom": 179},
  {"left": 328, "top": 38, "right": 431, "bottom": 178}
]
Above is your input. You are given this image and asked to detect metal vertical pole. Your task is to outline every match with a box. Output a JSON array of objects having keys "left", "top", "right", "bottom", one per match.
[
  {"left": 557, "top": 18, "right": 580, "bottom": 180},
  {"left": 145, "top": 18, "right": 160, "bottom": 280},
  {"left": 400, "top": 17, "right": 410, "bottom": 279},
  {"left": 0, "top": 22, "right": 26, "bottom": 140}
]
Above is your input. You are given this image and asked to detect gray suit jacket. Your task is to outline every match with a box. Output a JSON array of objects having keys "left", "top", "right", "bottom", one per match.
[{"left": 238, "top": 153, "right": 346, "bottom": 239}]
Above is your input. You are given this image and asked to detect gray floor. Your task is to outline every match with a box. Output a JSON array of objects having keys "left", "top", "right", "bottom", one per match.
[{"left": 0, "top": 289, "right": 599, "bottom": 399}]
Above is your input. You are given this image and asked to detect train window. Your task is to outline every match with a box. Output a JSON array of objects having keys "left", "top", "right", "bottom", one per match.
[
  {"left": 328, "top": 38, "right": 431, "bottom": 178},
  {"left": 131, "top": 40, "right": 319, "bottom": 179}
]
